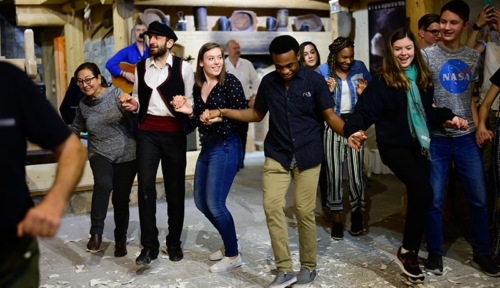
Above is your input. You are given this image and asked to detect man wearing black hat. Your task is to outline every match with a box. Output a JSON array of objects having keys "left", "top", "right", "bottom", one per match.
[{"left": 120, "top": 21, "right": 194, "bottom": 265}]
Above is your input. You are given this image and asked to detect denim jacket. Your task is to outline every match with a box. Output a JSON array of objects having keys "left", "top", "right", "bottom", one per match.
[{"left": 316, "top": 60, "right": 371, "bottom": 115}]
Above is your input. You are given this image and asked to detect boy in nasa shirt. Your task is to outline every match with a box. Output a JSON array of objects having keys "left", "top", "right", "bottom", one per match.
[{"left": 422, "top": 0, "right": 500, "bottom": 277}]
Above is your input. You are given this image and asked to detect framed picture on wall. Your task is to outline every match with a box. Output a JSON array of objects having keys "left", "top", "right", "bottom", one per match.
[{"left": 368, "top": 1, "right": 406, "bottom": 75}]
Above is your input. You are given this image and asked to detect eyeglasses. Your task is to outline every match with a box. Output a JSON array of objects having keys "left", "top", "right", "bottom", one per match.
[
  {"left": 425, "top": 29, "right": 441, "bottom": 37},
  {"left": 76, "top": 77, "right": 96, "bottom": 86}
]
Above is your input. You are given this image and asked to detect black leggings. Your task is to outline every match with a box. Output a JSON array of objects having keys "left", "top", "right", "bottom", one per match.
[{"left": 378, "top": 143, "right": 433, "bottom": 252}]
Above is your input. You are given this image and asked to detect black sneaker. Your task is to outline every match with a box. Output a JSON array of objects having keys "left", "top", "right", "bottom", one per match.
[
  {"left": 331, "top": 221, "right": 344, "bottom": 240},
  {"left": 408, "top": 275, "right": 425, "bottom": 284},
  {"left": 395, "top": 247, "right": 423, "bottom": 278},
  {"left": 425, "top": 253, "right": 443, "bottom": 275},
  {"left": 472, "top": 255, "right": 500, "bottom": 277},
  {"left": 349, "top": 212, "right": 363, "bottom": 236}
]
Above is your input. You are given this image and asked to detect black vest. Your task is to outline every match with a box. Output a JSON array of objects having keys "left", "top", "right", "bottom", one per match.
[{"left": 136, "top": 56, "right": 186, "bottom": 124}]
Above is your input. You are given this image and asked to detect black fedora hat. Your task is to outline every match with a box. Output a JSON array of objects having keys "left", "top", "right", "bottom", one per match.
[{"left": 144, "top": 21, "right": 178, "bottom": 42}]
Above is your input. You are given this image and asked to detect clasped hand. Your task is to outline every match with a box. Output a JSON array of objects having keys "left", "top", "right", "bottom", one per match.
[
  {"left": 170, "top": 96, "right": 222, "bottom": 125},
  {"left": 476, "top": 125, "right": 494, "bottom": 148},
  {"left": 118, "top": 93, "right": 138, "bottom": 111},
  {"left": 442, "top": 116, "right": 468, "bottom": 131},
  {"left": 347, "top": 131, "right": 368, "bottom": 151}
]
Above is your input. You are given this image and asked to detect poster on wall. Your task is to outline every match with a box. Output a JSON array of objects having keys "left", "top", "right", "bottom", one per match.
[{"left": 368, "top": 1, "right": 406, "bottom": 75}]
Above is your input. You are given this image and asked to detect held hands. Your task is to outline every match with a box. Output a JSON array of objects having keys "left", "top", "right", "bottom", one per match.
[
  {"left": 356, "top": 78, "right": 368, "bottom": 95},
  {"left": 200, "top": 109, "right": 223, "bottom": 125},
  {"left": 118, "top": 93, "right": 138, "bottom": 111},
  {"left": 476, "top": 125, "right": 494, "bottom": 147},
  {"left": 171, "top": 95, "right": 193, "bottom": 115},
  {"left": 347, "top": 130, "right": 367, "bottom": 151},
  {"left": 443, "top": 116, "right": 469, "bottom": 130}
]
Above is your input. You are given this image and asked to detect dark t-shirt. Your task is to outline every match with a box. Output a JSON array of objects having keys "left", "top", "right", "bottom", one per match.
[
  {"left": 490, "top": 68, "right": 500, "bottom": 87},
  {"left": 0, "top": 62, "right": 71, "bottom": 244}
]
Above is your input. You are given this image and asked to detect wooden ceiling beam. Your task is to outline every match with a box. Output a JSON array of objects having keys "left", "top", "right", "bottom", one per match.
[
  {"left": 61, "top": 0, "right": 101, "bottom": 13},
  {"left": 134, "top": 0, "right": 330, "bottom": 10},
  {"left": 14, "top": 0, "right": 42, "bottom": 4},
  {"left": 16, "top": 6, "right": 67, "bottom": 26}
]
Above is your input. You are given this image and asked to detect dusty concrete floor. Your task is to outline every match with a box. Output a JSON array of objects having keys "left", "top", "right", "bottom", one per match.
[{"left": 38, "top": 151, "right": 500, "bottom": 288}]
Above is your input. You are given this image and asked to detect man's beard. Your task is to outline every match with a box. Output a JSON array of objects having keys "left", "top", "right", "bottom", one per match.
[{"left": 150, "top": 43, "right": 168, "bottom": 58}]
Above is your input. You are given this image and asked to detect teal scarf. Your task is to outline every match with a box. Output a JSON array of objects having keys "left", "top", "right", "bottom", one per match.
[{"left": 404, "top": 64, "right": 431, "bottom": 159}]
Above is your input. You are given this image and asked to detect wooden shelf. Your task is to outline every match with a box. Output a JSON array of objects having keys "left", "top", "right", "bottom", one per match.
[{"left": 174, "top": 31, "right": 330, "bottom": 54}]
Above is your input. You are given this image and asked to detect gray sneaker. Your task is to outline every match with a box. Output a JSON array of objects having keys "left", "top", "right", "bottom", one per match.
[
  {"left": 268, "top": 271, "right": 297, "bottom": 288},
  {"left": 292, "top": 269, "right": 317, "bottom": 287}
]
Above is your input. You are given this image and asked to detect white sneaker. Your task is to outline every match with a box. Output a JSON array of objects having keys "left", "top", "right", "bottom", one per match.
[
  {"left": 209, "top": 248, "right": 224, "bottom": 261},
  {"left": 209, "top": 241, "right": 241, "bottom": 261},
  {"left": 209, "top": 255, "right": 242, "bottom": 273}
]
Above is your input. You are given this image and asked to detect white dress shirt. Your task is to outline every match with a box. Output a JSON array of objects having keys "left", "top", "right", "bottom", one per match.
[
  {"left": 133, "top": 53, "right": 194, "bottom": 117},
  {"left": 225, "top": 57, "right": 260, "bottom": 100}
]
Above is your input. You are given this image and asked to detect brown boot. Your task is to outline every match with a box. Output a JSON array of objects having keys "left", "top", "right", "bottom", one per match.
[
  {"left": 86, "top": 234, "right": 102, "bottom": 252},
  {"left": 114, "top": 241, "right": 127, "bottom": 257}
]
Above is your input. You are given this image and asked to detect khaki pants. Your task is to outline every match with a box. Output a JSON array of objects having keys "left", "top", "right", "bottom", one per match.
[
  {"left": 0, "top": 236, "right": 40, "bottom": 288},
  {"left": 262, "top": 157, "right": 320, "bottom": 272}
]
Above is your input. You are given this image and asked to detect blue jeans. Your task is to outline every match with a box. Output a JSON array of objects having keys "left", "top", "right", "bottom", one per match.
[
  {"left": 194, "top": 133, "right": 241, "bottom": 257},
  {"left": 426, "top": 133, "right": 490, "bottom": 256}
]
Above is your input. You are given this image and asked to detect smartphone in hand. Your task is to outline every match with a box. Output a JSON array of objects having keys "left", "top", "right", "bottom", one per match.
[{"left": 484, "top": 0, "right": 494, "bottom": 14}]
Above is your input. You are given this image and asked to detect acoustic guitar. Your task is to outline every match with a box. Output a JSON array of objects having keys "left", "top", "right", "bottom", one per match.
[{"left": 111, "top": 62, "right": 136, "bottom": 94}]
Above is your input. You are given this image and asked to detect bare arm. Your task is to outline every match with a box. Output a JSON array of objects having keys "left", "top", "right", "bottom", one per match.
[
  {"left": 322, "top": 108, "right": 345, "bottom": 137},
  {"left": 476, "top": 83, "right": 500, "bottom": 146},
  {"left": 17, "top": 133, "right": 87, "bottom": 238},
  {"left": 207, "top": 107, "right": 265, "bottom": 123},
  {"left": 470, "top": 83, "right": 479, "bottom": 129},
  {"left": 466, "top": 5, "right": 496, "bottom": 51}
]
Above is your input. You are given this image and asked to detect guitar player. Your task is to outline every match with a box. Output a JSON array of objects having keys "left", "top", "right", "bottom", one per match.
[{"left": 106, "top": 22, "right": 149, "bottom": 93}]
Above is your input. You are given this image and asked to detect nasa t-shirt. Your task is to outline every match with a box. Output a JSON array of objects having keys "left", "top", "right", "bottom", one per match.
[{"left": 422, "top": 43, "right": 480, "bottom": 137}]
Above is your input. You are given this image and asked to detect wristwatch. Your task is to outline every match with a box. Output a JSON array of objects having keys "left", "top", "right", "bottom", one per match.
[{"left": 473, "top": 23, "right": 482, "bottom": 31}]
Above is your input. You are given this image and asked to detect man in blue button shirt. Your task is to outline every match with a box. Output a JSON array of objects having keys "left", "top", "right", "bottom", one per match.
[
  {"left": 204, "top": 35, "right": 362, "bottom": 288},
  {"left": 106, "top": 22, "right": 149, "bottom": 84}
]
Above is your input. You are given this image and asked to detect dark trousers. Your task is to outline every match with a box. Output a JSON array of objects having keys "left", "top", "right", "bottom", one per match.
[
  {"left": 378, "top": 143, "right": 433, "bottom": 252},
  {"left": 0, "top": 236, "right": 39, "bottom": 288},
  {"left": 88, "top": 154, "right": 137, "bottom": 242},
  {"left": 236, "top": 122, "right": 248, "bottom": 165},
  {"left": 136, "top": 130, "right": 187, "bottom": 253}
]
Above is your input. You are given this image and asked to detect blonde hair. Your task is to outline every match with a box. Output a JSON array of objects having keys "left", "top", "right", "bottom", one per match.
[{"left": 380, "top": 27, "right": 433, "bottom": 91}]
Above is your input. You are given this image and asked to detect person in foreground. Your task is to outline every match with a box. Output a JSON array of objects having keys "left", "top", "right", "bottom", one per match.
[
  {"left": 119, "top": 21, "right": 194, "bottom": 265},
  {"left": 422, "top": 1, "right": 500, "bottom": 277},
  {"left": 343, "top": 28, "right": 467, "bottom": 284},
  {"left": 204, "top": 35, "right": 364, "bottom": 288},
  {"left": 0, "top": 62, "right": 87, "bottom": 287},
  {"left": 172, "top": 42, "right": 247, "bottom": 273},
  {"left": 476, "top": 67, "right": 500, "bottom": 265},
  {"left": 70, "top": 62, "right": 137, "bottom": 257}
]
